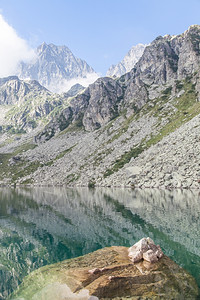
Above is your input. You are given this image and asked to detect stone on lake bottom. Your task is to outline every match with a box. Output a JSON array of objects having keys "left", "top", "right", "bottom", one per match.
[{"left": 10, "top": 244, "right": 199, "bottom": 300}]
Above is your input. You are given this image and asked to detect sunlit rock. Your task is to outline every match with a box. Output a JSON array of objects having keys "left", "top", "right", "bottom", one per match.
[
  {"left": 10, "top": 245, "right": 199, "bottom": 300},
  {"left": 128, "top": 237, "right": 164, "bottom": 263}
]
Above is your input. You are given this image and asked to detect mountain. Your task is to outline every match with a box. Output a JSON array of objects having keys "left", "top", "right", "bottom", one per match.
[
  {"left": 16, "top": 43, "right": 98, "bottom": 93},
  {"left": 0, "top": 25, "right": 200, "bottom": 189},
  {"left": 62, "top": 83, "right": 85, "bottom": 98},
  {"left": 106, "top": 43, "right": 146, "bottom": 77},
  {"left": 0, "top": 76, "right": 85, "bottom": 134},
  {"left": 35, "top": 25, "right": 200, "bottom": 138},
  {"left": 0, "top": 76, "right": 63, "bottom": 133}
]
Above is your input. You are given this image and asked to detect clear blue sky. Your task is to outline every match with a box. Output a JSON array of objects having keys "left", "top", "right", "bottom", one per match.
[{"left": 0, "top": 0, "right": 200, "bottom": 75}]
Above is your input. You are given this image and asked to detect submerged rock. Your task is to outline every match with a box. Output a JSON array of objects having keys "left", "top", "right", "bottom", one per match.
[{"left": 10, "top": 243, "right": 199, "bottom": 300}]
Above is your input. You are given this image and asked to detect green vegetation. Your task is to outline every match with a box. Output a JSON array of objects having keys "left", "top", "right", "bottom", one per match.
[
  {"left": 88, "top": 179, "right": 96, "bottom": 188},
  {"left": 0, "top": 77, "right": 199, "bottom": 184},
  {"left": 5, "top": 94, "right": 63, "bottom": 132},
  {"left": 0, "top": 143, "right": 37, "bottom": 183},
  {"left": 0, "top": 142, "right": 77, "bottom": 184},
  {"left": 58, "top": 121, "right": 85, "bottom": 136},
  {"left": 106, "top": 112, "right": 137, "bottom": 144},
  {"left": 0, "top": 124, "right": 26, "bottom": 134},
  {"left": 92, "top": 148, "right": 113, "bottom": 166},
  {"left": 43, "top": 145, "right": 76, "bottom": 167},
  {"left": 65, "top": 173, "right": 80, "bottom": 183},
  {"left": 11, "top": 161, "right": 41, "bottom": 182},
  {"left": 175, "top": 80, "right": 184, "bottom": 91},
  {"left": 104, "top": 146, "right": 143, "bottom": 178}
]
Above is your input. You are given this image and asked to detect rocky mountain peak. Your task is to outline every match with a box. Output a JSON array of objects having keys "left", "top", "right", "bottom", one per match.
[
  {"left": 16, "top": 43, "right": 98, "bottom": 93},
  {"left": 186, "top": 24, "right": 200, "bottom": 33},
  {"left": 106, "top": 43, "right": 146, "bottom": 77},
  {"left": 0, "top": 76, "right": 50, "bottom": 106},
  {"left": 38, "top": 42, "right": 48, "bottom": 51}
]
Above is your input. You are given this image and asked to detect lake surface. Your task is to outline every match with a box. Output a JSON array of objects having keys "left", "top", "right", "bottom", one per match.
[{"left": 0, "top": 187, "right": 199, "bottom": 299}]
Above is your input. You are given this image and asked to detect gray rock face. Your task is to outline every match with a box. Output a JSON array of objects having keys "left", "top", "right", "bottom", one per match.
[
  {"left": 82, "top": 78, "right": 123, "bottom": 131},
  {"left": 0, "top": 76, "right": 47, "bottom": 105},
  {"left": 62, "top": 83, "right": 85, "bottom": 98},
  {"left": 0, "top": 76, "right": 62, "bottom": 131},
  {"left": 0, "top": 77, "right": 85, "bottom": 133},
  {"left": 106, "top": 44, "right": 146, "bottom": 77},
  {"left": 1, "top": 25, "right": 200, "bottom": 189},
  {"left": 36, "top": 77, "right": 123, "bottom": 140},
  {"left": 35, "top": 25, "right": 200, "bottom": 142},
  {"left": 16, "top": 43, "right": 98, "bottom": 93}
]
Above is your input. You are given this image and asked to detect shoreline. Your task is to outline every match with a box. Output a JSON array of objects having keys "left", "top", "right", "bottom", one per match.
[{"left": 1, "top": 183, "right": 200, "bottom": 190}]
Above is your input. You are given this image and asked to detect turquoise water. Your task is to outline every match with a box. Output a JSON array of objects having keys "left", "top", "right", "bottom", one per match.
[{"left": 0, "top": 187, "right": 199, "bottom": 299}]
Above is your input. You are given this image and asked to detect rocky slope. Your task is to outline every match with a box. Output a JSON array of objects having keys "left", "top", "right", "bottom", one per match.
[
  {"left": 0, "top": 76, "right": 63, "bottom": 133},
  {"left": 16, "top": 43, "right": 98, "bottom": 93},
  {"left": 106, "top": 43, "right": 146, "bottom": 77},
  {"left": 0, "top": 25, "right": 200, "bottom": 188},
  {"left": 0, "top": 76, "right": 86, "bottom": 137}
]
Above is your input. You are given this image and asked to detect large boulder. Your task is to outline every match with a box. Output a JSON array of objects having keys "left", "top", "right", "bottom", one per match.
[{"left": 10, "top": 243, "right": 199, "bottom": 299}]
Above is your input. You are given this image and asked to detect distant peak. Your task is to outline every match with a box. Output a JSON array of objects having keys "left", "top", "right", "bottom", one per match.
[
  {"left": 106, "top": 43, "right": 146, "bottom": 77},
  {"left": 188, "top": 24, "right": 200, "bottom": 30},
  {"left": 183, "top": 24, "right": 200, "bottom": 36},
  {"left": 37, "top": 42, "right": 48, "bottom": 52},
  {"left": 37, "top": 42, "right": 71, "bottom": 54}
]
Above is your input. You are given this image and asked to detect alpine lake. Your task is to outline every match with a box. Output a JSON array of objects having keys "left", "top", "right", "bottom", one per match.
[{"left": 0, "top": 187, "right": 199, "bottom": 299}]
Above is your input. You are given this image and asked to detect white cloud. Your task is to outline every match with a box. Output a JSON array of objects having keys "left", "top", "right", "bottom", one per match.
[
  {"left": 0, "top": 14, "right": 35, "bottom": 77},
  {"left": 47, "top": 72, "right": 101, "bottom": 94}
]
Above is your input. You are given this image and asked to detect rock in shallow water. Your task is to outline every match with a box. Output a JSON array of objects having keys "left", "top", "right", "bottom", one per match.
[{"left": 10, "top": 245, "right": 199, "bottom": 300}]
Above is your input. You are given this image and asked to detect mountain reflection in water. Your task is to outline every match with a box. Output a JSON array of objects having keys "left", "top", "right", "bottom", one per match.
[{"left": 0, "top": 187, "right": 199, "bottom": 299}]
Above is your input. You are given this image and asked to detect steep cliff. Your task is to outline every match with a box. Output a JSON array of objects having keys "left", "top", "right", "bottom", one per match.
[{"left": 0, "top": 76, "right": 63, "bottom": 132}]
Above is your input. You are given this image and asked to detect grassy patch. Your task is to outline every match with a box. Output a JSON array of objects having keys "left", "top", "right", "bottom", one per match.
[
  {"left": 88, "top": 179, "right": 96, "bottom": 188},
  {"left": 65, "top": 173, "right": 80, "bottom": 184},
  {"left": 14, "top": 143, "right": 37, "bottom": 155},
  {"left": 43, "top": 145, "right": 76, "bottom": 167},
  {"left": 0, "top": 143, "right": 38, "bottom": 183},
  {"left": 104, "top": 146, "right": 143, "bottom": 178},
  {"left": 11, "top": 161, "right": 41, "bottom": 182},
  {"left": 58, "top": 120, "right": 84, "bottom": 136},
  {"left": 92, "top": 148, "right": 113, "bottom": 166},
  {"left": 106, "top": 113, "right": 137, "bottom": 144}
]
